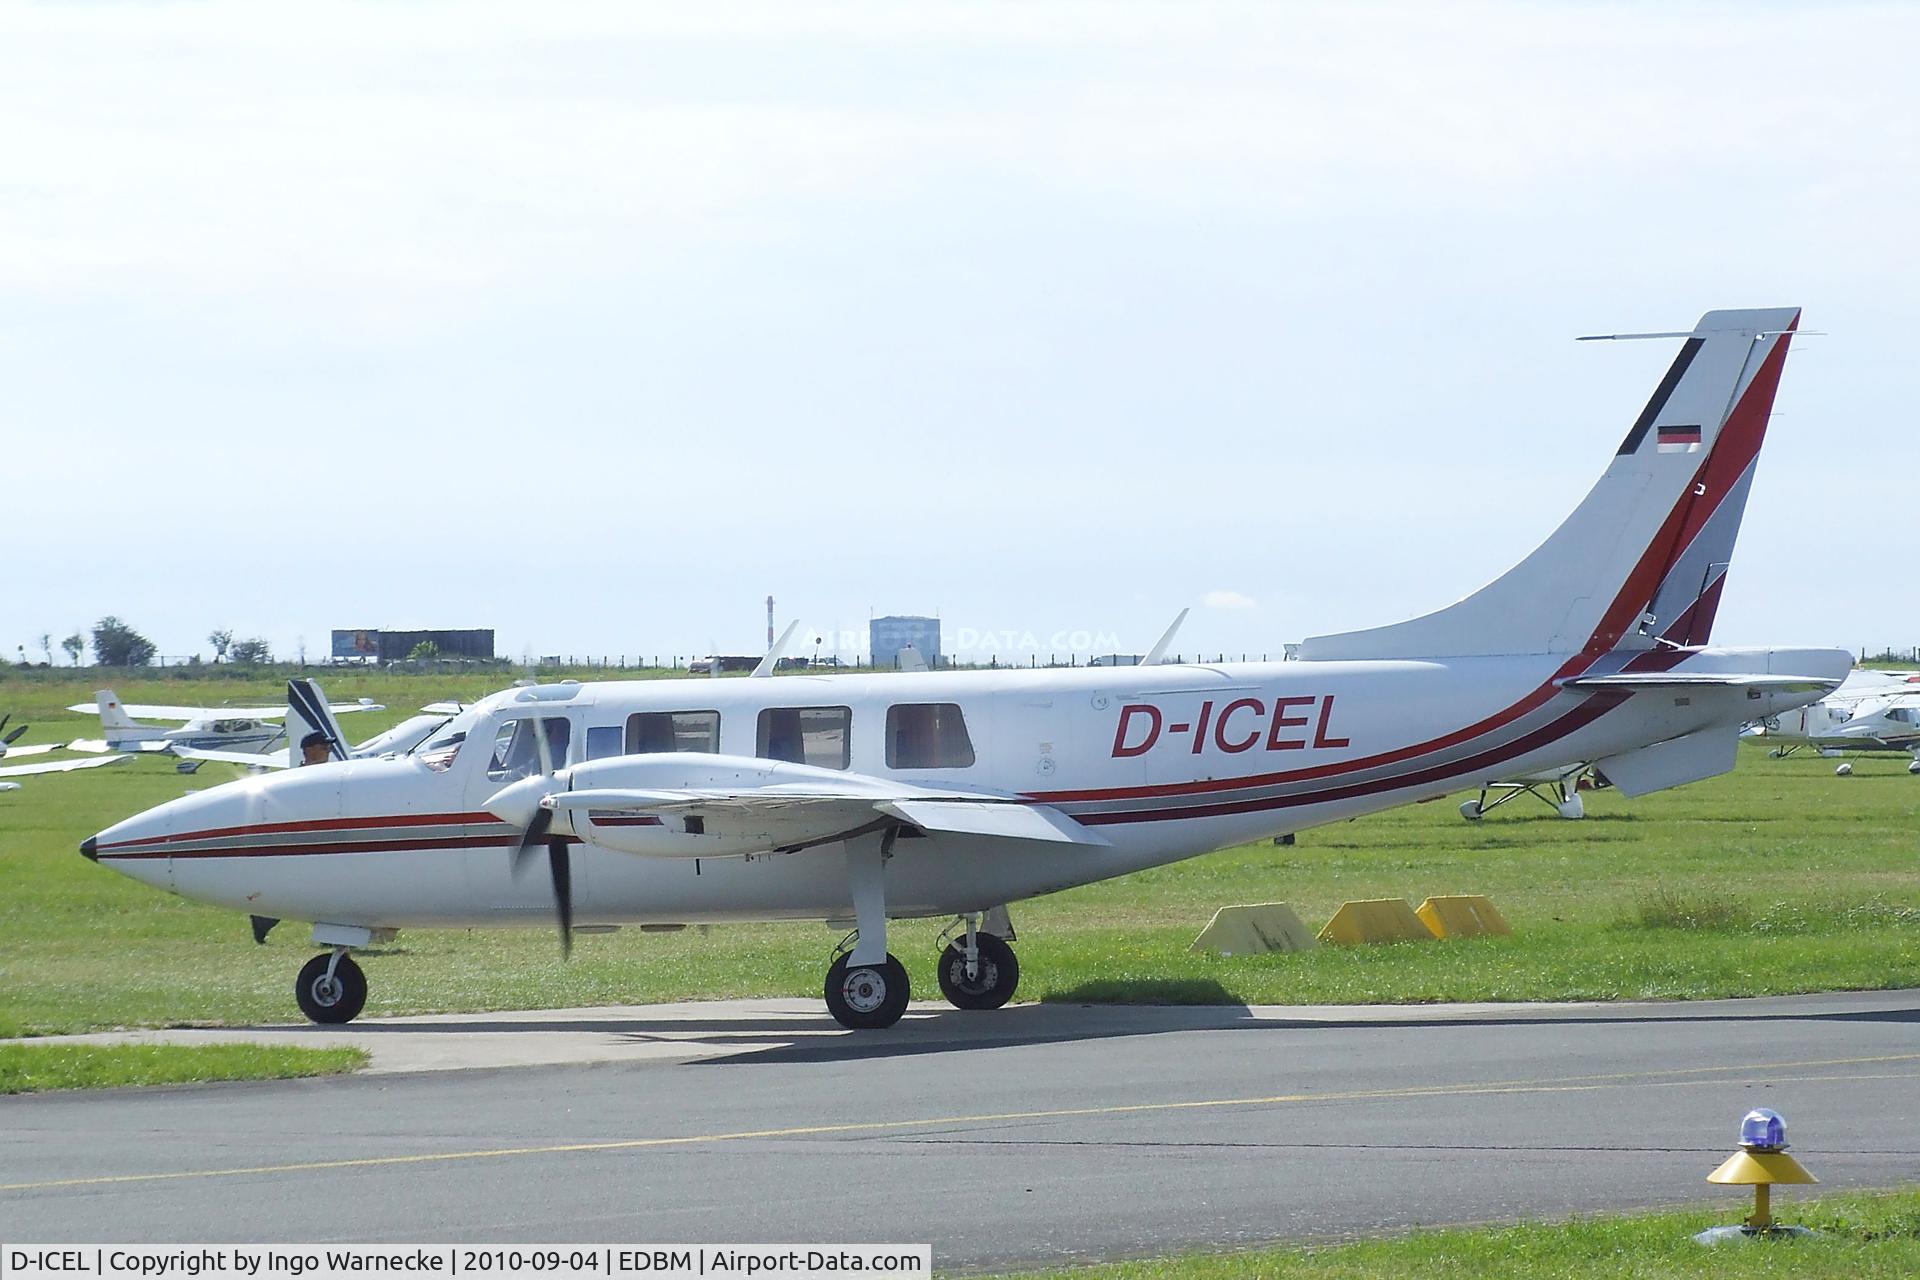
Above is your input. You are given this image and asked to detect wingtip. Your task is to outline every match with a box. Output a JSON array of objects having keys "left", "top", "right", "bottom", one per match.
[{"left": 80, "top": 836, "right": 98, "bottom": 862}]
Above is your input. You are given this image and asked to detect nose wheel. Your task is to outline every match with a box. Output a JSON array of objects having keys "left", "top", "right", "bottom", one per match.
[
  {"left": 295, "top": 950, "right": 368, "bottom": 1024},
  {"left": 937, "top": 932, "right": 1020, "bottom": 1010},
  {"left": 825, "top": 952, "right": 910, "bottom": 1029}
]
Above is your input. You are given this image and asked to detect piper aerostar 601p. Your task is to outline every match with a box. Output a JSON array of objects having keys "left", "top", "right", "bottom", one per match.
[{"left": 84, "top": 308, "right": 1850, "bottom": 1029}]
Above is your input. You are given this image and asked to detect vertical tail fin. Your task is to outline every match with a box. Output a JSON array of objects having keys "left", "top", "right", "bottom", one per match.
[
  {"left": 95, "top": 690, "right": 140, "bottom": 732},
  {"left": 1299, "top": 307, "right": 1799, "bottom": 661},
  {"left": 287, "top": 678, "right": 350, "bottom": 764}
]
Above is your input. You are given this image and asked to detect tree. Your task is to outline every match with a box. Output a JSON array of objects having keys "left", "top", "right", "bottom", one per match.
[
  {"left": 92, "top": 617, "right": 157, "bottom": 667},
  {"left": 408, "top": 640, "right": 441, "bottom": 661},
  {"left": 229, "top": 637, "right": 273, "bottom": 665},
  {"left": 61, "top": 633, "right": 85, "bottom": 666},
  {"left": 37, "top": 633, "right": 51, "bottom": 665},
  {"left": 207, "top": 629, "right": 234, "bottom": 663}
]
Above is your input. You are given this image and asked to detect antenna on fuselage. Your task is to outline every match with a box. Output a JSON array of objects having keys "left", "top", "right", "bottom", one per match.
[
  {"left": 1142, "top": 608, "right": 1190, "bottom": 667},
  {"left": 753, "top": 619, "right": 803, "bottom": 678}
]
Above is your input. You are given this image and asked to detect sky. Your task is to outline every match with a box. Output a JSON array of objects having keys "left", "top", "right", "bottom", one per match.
[{"left": 3, "top": 1, "right": 1916, "bottom": 667}]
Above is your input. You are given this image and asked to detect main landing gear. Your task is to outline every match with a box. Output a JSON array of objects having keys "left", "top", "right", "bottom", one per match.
[{"left": 823, "top": 828, "right": 1022, "bottom": 1029}]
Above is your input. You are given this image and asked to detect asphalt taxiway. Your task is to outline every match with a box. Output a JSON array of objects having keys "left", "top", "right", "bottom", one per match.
[{"left": 5, "top": 991, "right": 1919, "bottom": 1268}]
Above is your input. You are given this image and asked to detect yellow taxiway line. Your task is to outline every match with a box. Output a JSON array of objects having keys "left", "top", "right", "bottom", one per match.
[{"left": 5, "top": 1051, "right": 1916, "bottom": 1194}]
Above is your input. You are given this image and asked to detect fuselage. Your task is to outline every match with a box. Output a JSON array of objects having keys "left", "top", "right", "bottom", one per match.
[{"left": 88, "top": 644, "right": 1849, "bottom": 932}]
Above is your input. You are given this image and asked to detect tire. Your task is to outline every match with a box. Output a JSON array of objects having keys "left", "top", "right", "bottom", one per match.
[
  {"left": 296, "top": 952, "right": 368, "bottom": 1024},
  {"left": 937, "top": 933, "right": 1019, "bottom": 1010},
  {"left": 824, "top": 952, "right": 910, "bottom": 1029}
]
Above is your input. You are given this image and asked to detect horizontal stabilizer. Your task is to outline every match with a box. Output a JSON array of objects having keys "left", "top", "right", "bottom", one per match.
[
  {"left": 1561, "top": 673, "right": 1843, "bottom": 694},
  {"left": 169, "top": 746, "right": 290, "bottom": 769},
  {"left": 1592, "top": 727, "right": 1738, "bottom": 797},
  {"left": 68, "top": 738, "right": 170, "bottom": 754}
]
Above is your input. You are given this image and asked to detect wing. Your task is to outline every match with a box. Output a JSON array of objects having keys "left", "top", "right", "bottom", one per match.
[
  {"left": 66, "top": 702, "right": 287, "bottom": 720},
  {"left": 420, "top": 701, "right": 466, "bottom": 715},
  {"left": 0, "top": 754, "right": 132, "bottom": 779},
  {"left": 492, "top": 752, "right": 1108, "bottom": 858},
  {"left": 0, "top": 743, "right": 62, "bottom": 759}
]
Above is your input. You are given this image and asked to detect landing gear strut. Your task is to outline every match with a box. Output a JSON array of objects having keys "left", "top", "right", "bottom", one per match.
[
  {"left": 823, "top": 828, "right": 911, "bottom": 1030},
  {"left": 295, "top": 948, "right": 367, "bottom": 1024}
]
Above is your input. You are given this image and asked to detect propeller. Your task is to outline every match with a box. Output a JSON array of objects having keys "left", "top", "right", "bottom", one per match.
[
  {"left": 2, "top": 716, "right": 28, "bottom": 746},
  {"left": 507, "top": 796, "right": 573, "bottom": 957}
]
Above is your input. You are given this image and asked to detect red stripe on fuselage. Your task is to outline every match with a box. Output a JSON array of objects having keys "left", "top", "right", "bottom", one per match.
[
  {"left": 93, "top": 810, "right": 504, "bottom": 852},
  {"left": 98, "top": 832, "right": 580, "bottom": 860}
]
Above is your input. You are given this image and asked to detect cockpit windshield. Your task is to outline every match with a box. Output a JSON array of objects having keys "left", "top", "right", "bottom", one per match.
[{"left": 416, "top": 705, "right": 487, "bottom": 772}]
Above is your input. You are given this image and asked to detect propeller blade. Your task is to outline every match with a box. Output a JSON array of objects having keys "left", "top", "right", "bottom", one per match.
[
  {"left": 548, "top": 839, "right": 573, "bottom": 957},
  {"left": 2, "top": 723, "right": 25, "bottom": 746},
  {"left": 511, "top": 805, "right": 552, "bottom": 877}
]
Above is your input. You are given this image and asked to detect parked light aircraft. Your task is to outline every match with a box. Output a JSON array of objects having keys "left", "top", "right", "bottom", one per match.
[
  {"left": 0, "top": 715, "right": 131, "bottom": 790},
  {"left": 1459, "top": 763, "right": 1600, "bottom": 820},
  {"left": 1752, "top": 670, "right": 1920, "bottom": 773},
  {"left": 172, "top": 679, "right": 459, "bottom": 770},
  {"left": 68, "top": 687, "right": 384, "bottom": 765},
  {"left": 84, "top": 307, "right": 1850, "bottom": 1029}
]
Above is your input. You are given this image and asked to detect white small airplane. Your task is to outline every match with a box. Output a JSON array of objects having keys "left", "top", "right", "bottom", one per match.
[
  {"left": 1751, "top": 670, "right": 1920, "bottom": 773},
  {"left": 1459, "top": 762, "right": 1602, "bottom": 820},
  {"left": 84, "top": 307, "right": 1850, "bottom": 1030},
  {"left": 68, "top": 687, "right": 385, "bottom": 767},
  {"left": 0, "top": 714, "right": 133, "bottom": 790},
  {"left": 171, "top": 679, "right": 459, "bottom": 770}
]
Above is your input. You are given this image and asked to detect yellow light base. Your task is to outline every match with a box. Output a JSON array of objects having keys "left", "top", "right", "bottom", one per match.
[{"left": 1708, "top": 1150, "right": 1818, "bottom": 1186}]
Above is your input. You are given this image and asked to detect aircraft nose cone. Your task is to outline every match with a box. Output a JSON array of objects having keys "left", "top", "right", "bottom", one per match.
[{"left": 80, "top": 836, "right": 98, "bottom": 861}]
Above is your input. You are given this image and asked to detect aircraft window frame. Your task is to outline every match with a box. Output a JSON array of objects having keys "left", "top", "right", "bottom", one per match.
[
  {"left": 625, "top": 710, "right": 722, "bottom": 755},
  {"left": 885, "top": 703, "right": 976, "bottom": 770},
  {"left": 418, "top": 705, "right": 484, "bottom": 772},
  {"left": 756, "top": 705, "right": 852, "bottom": 770},
  {"left": 485, "top": 716, "right": 572, "bottom": 783}
]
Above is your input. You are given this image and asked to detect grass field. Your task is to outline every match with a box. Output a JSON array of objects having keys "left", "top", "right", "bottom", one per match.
[
  {"left": 0, "top": 1042, "right": 367, "bottom": 1093},
  {"left": 998, "top": 1188, "right": 1920, "bottom": 1279},
  {"left": 3, "top": 669, "right": 1918, "bottom": 1037}
]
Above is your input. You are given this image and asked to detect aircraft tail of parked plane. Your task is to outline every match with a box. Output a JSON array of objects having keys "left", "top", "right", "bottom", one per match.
[
  {"left": 287, "top": 677, "right": 351, "bottom": 764},
  {"left": 1302, "top": 308, "right": 1798, "bottom": 662}
]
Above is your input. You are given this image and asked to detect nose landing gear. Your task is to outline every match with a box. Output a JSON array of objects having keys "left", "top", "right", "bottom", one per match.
[
  {"left": 295, "top": 948, "right": 367, "bottom": 1024},
  {"left": 937, "top": 930, "right": 1019, "bottom": 1010}
]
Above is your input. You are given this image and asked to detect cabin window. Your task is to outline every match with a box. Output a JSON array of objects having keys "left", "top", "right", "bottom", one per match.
[
  {"left": 486, "top": 716, "right": 572, "bottom": 782},
  {"left": 885, "top": 703, "right": 975, "bottom": 769},
  {"left": 626, "top": 710, "right": 721, "bottom": 755},
  {"left": 756, "top": 705, "right": 851, "bottom": 770},
  {"left": 585, "top": 725, "right": 623, "bottom": 760}
]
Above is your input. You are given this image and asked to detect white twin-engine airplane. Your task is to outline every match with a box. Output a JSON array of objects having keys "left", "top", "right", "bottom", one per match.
[
  {"left": 69, "top": 686, "right": 384, "bottom": 766},
  {"left": 85, "top": 308, "right": 1850, "bottom": 1030}
]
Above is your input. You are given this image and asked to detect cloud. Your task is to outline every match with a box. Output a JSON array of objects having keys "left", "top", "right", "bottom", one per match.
[{"left": 1203, "top": 591, "right": 1256, "bottom": 611}]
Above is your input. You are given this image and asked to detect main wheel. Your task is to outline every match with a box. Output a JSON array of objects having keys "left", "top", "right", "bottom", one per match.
[
  {"left": 1459, "top": 800, "right": 1483, "bottom": 821},
  {"left": 295, "top": 952, "right": 368, "bottom": 1024},
  {"left": 825, "top": 952, "right": 910, "bottom": 1029},
  {"left": 937, "top": 933, "right": 1020, "bottom": 1010}
]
